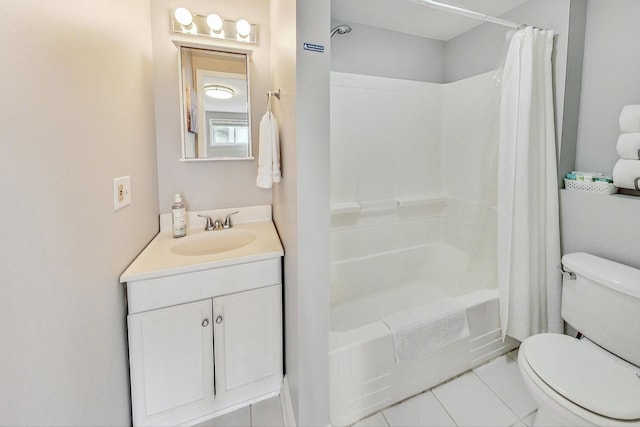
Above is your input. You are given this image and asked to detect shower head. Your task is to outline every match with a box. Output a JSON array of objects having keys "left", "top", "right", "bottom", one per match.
[{"left": 330, "top": 24, "right": 352, "bottom": 38}]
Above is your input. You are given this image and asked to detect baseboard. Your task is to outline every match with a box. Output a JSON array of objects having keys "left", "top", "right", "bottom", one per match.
[
  {"left": 618, "top": 188, "right": 640, "bottom": 197},
  {"left": 281, "top": 375, "right": 297, "bottom": 427}
]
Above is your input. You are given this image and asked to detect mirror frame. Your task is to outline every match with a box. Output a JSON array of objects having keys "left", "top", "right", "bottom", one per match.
[{"left": 174, "top": 41, "right": 254, "bottom": 161}]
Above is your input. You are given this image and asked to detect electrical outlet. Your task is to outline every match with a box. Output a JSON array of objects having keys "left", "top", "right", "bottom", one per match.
[{"left": 113, "top": 175, "right": 131, "bottom": 211}]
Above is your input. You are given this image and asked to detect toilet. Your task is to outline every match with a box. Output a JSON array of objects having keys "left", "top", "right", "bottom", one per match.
[{"left": 517, "top": 252, "right": 640, "bottom": 427}]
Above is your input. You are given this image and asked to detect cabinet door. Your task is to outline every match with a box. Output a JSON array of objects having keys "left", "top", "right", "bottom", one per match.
[
  {"left": 213, "top": 285, "right": 283, "bottom": 405},
  {"left": 128, "top": 300, "right": 214, "bottom": 426}
]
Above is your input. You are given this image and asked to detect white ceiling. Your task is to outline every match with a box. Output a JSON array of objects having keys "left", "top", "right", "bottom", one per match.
[{"left": 331, "top": 0, "right": 529, "bottom": 41}]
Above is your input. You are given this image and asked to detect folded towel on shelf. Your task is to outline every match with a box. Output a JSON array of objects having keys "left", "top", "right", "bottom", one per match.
[
  {"left": 382, "top": 299, "right": 470, "bottom": 363},
  {"left": 619, "top": 105, "right": 640, "bottom": 133},
  {"left": 613, "top": 159, "right": 640, "bottom": 190},
  {"left": 256, "top": 111, "right": 281, "bottom": 189},
  {"left": 616, "top": 133, "right": 640, "bottom": 160}
]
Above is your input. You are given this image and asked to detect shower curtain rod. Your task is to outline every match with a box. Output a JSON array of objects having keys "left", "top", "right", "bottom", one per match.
[{"left": 411, "top": 0, "right": 522, "bottom": 30}]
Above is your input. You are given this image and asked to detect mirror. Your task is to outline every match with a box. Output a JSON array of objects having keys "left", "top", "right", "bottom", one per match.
[{"left": 179, "top": 47, "right": 252, "bottom": 160}]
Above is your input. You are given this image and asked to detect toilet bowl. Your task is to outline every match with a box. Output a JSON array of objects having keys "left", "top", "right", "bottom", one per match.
[
  {"left": 518, "top": 334, "right": 640, "bottom": 426},
  {"left": 516, "top": 253, "right": 640, "bottom": 427}
]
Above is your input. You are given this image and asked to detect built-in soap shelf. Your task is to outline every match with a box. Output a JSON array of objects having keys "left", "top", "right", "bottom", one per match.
[
  {"left": 330, "top": 195, "right": 448, "bottom": 216},
  {"left": 329, "top": 202, "right": 361, "bottom": 215}
]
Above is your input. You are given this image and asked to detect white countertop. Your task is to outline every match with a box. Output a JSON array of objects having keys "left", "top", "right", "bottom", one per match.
[{"left": 121, "top": 208, "right": 284, "bottom": 283}]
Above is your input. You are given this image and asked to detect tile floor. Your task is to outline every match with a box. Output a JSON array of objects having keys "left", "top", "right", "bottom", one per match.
[
  {"left": 353, "top": 350, "right": 538, "bottom": 427},
  {"left": 194, "top": 394, "right": 284, "bottom": 427},
  {"left": 194, "top": 349, "right": 537, "bottom": 427}
]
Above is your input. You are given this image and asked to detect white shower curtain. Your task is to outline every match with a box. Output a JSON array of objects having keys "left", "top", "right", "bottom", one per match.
[{"left": 497, "top": 27, "right": 562, "bottom": 342}]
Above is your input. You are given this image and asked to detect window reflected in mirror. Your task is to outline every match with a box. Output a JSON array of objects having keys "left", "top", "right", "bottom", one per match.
[{"left": 179, "top": 47, "right": 252, "bottom": 160}]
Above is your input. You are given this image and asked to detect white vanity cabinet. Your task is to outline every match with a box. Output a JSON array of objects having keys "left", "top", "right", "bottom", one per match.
[
  {"left": 212, "top": 285, "right": 282, "bottom": 405},
  {"left": 121, "top": 210, "right": 285, "bottom": 426},
  {"left": 128, "top": 299, "right": 215, "bottom": 425},
  {"left": 125, "top": 258, "right": 283, "bottom": 427}
]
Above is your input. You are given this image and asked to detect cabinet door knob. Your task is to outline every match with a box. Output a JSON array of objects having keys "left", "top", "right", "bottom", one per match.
[
  {"left": 215, "top": 316, "right": 223, "bottom": 324},
  {"left": 202, "top": 319, "right": 209, "bottom": 327}
]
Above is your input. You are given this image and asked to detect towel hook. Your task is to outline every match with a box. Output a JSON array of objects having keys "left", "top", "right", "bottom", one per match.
[
  {"left": 266, "top": 89, "right": 280, "bottom": 113},
  {"left": 268, "top": 89, "right": 281, "bottom": 100}
]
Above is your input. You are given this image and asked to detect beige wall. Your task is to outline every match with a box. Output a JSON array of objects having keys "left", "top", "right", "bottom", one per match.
[
  {"left": 0, "top": 1, "right": 159, "bottom": 425},
  {"left": 271, "top": 0, "right": 331, "bottom": 425},
  {"left": 151, "top": 0, "right": 273, "bottom": 213}
]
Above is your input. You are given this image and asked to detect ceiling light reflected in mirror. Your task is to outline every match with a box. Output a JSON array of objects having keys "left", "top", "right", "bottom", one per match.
[{"left": 204, "top": 85, "right": 235, "bottom": 100}]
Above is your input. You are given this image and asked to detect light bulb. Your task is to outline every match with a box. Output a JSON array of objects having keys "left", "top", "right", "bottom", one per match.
[
  {"left": 174, "top": 7, "right": 193, "bottom": 28},
  {"left": 236, "top": 19, "right": 251, "bottom": 37},
  {"left": 206, "top": 14, "right": 223, "bottom": 33}
]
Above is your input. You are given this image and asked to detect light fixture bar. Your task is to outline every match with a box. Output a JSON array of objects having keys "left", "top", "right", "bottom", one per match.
[{"left": 171, "top": 9, "right": 257, "bottom": 43}]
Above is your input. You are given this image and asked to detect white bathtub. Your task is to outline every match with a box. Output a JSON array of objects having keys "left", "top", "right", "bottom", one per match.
[{"left": 329, "top": 241, "right": 518, "bottom": 426}]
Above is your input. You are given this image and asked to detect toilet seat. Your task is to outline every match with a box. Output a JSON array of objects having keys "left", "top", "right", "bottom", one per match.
[{"left": 519, "top": 333, "right": 640, "bottom": 426}]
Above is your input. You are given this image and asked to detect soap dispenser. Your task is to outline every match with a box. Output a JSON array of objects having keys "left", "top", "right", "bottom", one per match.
[{"left": 171, "top": 193, "right": 186, "bottom": 238}]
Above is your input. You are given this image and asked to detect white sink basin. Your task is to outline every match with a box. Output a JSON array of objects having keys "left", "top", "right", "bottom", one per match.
[
  {"left": 170, "top": 229, "right": 257, "bottom": 256},
  {"left": 120, "top": 207, "right": 285, "bottom": 283}
]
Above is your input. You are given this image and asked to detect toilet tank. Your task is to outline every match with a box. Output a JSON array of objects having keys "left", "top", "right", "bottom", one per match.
[{"left": 561, "top": 252, "right": 640, "bottom": 367}]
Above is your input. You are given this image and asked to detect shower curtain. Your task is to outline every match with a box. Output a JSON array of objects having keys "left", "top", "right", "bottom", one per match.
[{"left": 497, "top": 27, "right": 562, "bottom": 342}]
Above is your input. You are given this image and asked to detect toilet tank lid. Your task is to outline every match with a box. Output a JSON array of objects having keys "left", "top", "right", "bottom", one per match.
[{"left": 562, "top": 252, "right": 640, "bottom": 299}]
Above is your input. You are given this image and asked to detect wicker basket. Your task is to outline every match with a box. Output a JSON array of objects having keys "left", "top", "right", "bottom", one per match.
[{"left": 564, "top": 179, "right": 617, "bottom": 195}]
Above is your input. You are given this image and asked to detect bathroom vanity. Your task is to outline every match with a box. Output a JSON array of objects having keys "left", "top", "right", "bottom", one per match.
[{"left": 121, "top": 206, "right": 283, "bottom": 426}]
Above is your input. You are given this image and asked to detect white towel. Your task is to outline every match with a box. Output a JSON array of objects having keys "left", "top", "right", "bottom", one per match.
[
  {"left": 256, "top": 112, "right": 281, "bottom": 188},
  {"left": 613, "top": 159, "right": 640, "bottom": 190},
  {"left": 382, "top": 299, "right": 470, "bottom": 363},
  {"left": 616, "top": 133, "right": 640, "bottom": 160},
  {"left": 619, "top": 105, "right": 640, "bottom": 133}
]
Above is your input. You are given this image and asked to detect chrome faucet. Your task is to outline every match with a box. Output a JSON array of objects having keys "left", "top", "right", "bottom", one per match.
[
  {"left": 223, "top": 211, "right": 239, "bottom": 229},
  {"left": 198, "top": 214, "right": 223, "bottom": 231}
]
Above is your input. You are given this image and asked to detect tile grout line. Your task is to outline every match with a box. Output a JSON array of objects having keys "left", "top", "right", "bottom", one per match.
[
  {"left": 380, "top": 409, "right": 391, "bottom": 427},
  {"left": 520, "top": 409, "right": 538, "bottom": 426},
  {"left": 474, "top": 351, "right": 540, "bottom": 426},
  {"left": 430, "top": 390, "right": 460, "bottom": 427},
  {"left": 353, "top": 353, "right": 529, "bottom": 427},
  {"left": 471, "top": 368, "right": 521, "bottom": 424}
]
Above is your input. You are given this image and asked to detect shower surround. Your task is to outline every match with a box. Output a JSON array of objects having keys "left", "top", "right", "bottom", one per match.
[{"left": 329, "top": 71, "right": 517, "bottom": 425}]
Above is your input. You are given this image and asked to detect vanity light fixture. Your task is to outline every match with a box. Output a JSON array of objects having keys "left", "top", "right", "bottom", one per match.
[
  {"left": 174, "top": 7, "right": 194, "bottom": 29},
  {"left": 171, "top": 7, "right": 257, "bottom": 43},
  {"left": 204, "top": 85, "right": 235, "bottom": 100},
  {"left": 206, "top": 13, "right": 224, "bottom": 33},
  {"left": 236, "top": 19, "right": 251, "bottom": 38}
]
